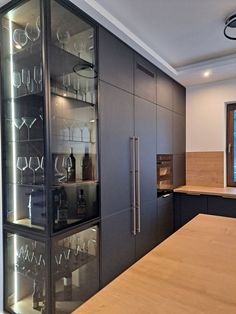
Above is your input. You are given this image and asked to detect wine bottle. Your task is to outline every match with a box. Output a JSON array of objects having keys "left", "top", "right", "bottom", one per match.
[
  {"left": 77, "top": 189, "right": 87, "bottom": 219},
  {"left": 82, "top": 147, "right": 93, "bottom": 181},
  {"left": 67, "top": 148, "right": 76, "bottom": 183}
]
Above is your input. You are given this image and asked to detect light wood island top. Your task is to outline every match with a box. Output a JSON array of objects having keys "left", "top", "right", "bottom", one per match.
[
  {"left": 174, "top": 185, "right": 236, "bottom": 198},
  {"left": 73, "top": 214, "right": 236, "bottom": 314}
]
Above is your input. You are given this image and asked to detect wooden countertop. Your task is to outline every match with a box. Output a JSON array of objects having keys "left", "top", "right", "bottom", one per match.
[
  {"left": 174, "top": 185, "right": 236, "bottom": 198},
  {"left": 73, "top": 214, "right": 236, "bottom": 314}
]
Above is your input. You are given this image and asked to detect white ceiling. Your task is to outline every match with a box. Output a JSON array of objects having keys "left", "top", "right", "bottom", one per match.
[{"left": 1, "top": 0, "right": 236, "bottom": 86}]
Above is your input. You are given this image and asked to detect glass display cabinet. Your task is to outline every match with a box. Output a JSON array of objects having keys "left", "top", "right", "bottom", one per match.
[{"left": 0, "top": 0, "right": 99, "bottom": 313}]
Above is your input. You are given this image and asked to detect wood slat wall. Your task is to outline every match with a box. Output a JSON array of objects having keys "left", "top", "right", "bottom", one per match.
[{"left": 186, "top": 151, "right": 224, "bottom": 187}]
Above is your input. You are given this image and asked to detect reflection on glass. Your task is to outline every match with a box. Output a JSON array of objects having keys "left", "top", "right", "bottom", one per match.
[
  {"left": 53, "top": 225, "right": 99, "bottom": 314},
  {"left": 5, "top": 233, "right": 46, "bottom": 314}
]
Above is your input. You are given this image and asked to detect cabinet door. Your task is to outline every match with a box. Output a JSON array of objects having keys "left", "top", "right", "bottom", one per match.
[
  {"left": 156, "top": 105, "right": 173, "bottom": 154},
  {"left": 208, "top": 196, "right": 236, "bottom": 218},
  {"left": 173, "top": 81, "right": 186, "bottom": 115},
  {"left": 99, "top": 81, "right": 134, "bottom": 217},
  {"left": 134, "top": 97, "right": 158, "bottom": 258},
  {"left": 157, "top": 193, "right": 174, "bottom": 243},
  {"left": 173, "top": 113, "right": 186, "bottom": 154},
  {"left": 99, "top": 27, "right": 134, "bottom": 93},
  {"left": 134, "top": 54, "right": 156, "bottom": 103},
  {"left": 101, "top": 210, "right": 136, "bottom": 287},
  {"left": 156, "top": 69, "right": 173, "bottom": 110},
  {"left": 179, "top": 194, "right": 208, "bottom": 226},
  {"left": 173, "top": 154, "right": 186, "bottom": 188}
]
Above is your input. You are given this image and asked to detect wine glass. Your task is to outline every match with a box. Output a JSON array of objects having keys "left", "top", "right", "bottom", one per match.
[
  {"left": 62, "top": 156, "right": 72, "bottom": 182},
  {"left": 22, "top": 117, "right": 36, "bottom": 140},
  {"left": 25, "top": 21, "right": 40, "bottom": 42},
  {"left": 14, "top": 118, "right": 24, "bottom": 140},
  {"left": 72, "top": 76, "right": 80, "bottom": 99},
  {"left": 62, "top": 74, "right": 71, "bottom": 96},
  {"left": 22, "top": 68, "right": 31, "bottom": 94},
  {"left": 17, "top": 157, "right": 28, "bottom": 184},
  {"left": 34, "top": 65, "right": 42, "bottom": 92},
  {"left": 56, "top": 27, "right": 70, "bottom": 50},
  {"left": 54, "top": 156, "right": 65, "bottom": 182},
  {"left": 74, "top": 41, "right": 86, "bottom": 58},
  {"left": 13, "top": 71, "right": 21, "bottom": 89},
  {"left": 13, "top": 29, "right": 28, "bottom": 49},
  {"left": 40, "top": 156, "right": 45, "bottom": 184},
  {"left": 29, "top": 157, "right": 40, "bottom": 184}
]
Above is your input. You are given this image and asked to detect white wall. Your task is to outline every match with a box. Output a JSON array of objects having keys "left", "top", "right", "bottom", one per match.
[{"left": 186, "top": 78, "right": 236, "bottom": 152}]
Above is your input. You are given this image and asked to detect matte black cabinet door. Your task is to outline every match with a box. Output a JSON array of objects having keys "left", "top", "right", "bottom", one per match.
[
  {"left": 135, "top": 200, "right": 158, "bottom": 260},
  {"left": 157, "top": 193, "right": 174, "bottom": 243},
  {"left": 99, "top": 81, "right": 134, "bottom": 217},
  {"left": 208, "top": 196, "right": 236, "bottom": 218},
  {"left": 134, "top": 54, "right": 156, "bottom": 103},
  {"left": 179, "top": 194, "right": 208, "bottom": 226},
  {"left": 156, "top": 105, "right": 173, "bottom": 154},
  {"left": 99, "top": 27, "right": 134, "bottom": 93},
  {"left": 173, "top": 81, "right": 186, "bottom": 116},
  {"left": 134, "top": 96, "right": 157, "bottom": 203},
  {"left": 101, "top": 209, "right": 136, "bottom": 287},
  {"left": 173, "top": 112, "right": 186, "bottom": 154},
  {"left": 156, "top": 69, "right": 173, "bottom": 110},
  {"left": 173, "top": 154, "right": 186, "bottom": 188}
]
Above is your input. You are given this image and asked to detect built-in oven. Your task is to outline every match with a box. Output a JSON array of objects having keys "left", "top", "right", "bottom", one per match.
[{"left": 157, "top": 154, "right": 173, "bottom": 197}]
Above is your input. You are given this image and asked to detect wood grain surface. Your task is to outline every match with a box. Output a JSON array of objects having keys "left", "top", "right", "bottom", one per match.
[
  {"left": 73, "top": 214, "right": 236, "bottom": 314},
  {"left": 186, "top": 151, "right": 224, "bottom": 187},
  {"left": 174, "top": 185, "right": 236, "bottom": 198}
]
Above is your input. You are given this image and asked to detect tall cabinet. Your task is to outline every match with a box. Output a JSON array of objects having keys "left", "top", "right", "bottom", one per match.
[{"left": 1, "top": 1, "right": 99, "bottom": 313}]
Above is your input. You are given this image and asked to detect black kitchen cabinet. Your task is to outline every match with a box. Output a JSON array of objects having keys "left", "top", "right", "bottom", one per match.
[
  {"left": 173, "top": 154, "right": 186, "bottom": 188},
  {"left": 174, "top": 193, "right": 208, "bottom": 229},
  {"left": 134, "top": 54, "right": 156, "bottom": 103},
  {"left": 173, "top": 113, "right": 186, "bottom": 154},
  {"left": 156, "top": 105, "right": 173, "bottom": 154},
  {"left": 99, "top": 28, "right": 134, "bottom": 93},
  {"left": 173, "top": 81, "right": 186, "bottom": 116},
  {"left": 208, "top": 196, "right": 236, "bottom": 218},
  {"left": 99, "top": 81, "right": 134, "bottom": 217},
  {"left": 100, "top": 210, "right": 135, "bottom": 287},
  {"left": 156, "top": 69, "right": 173, "bottom": 110},
  {"left": 157, "top": 193, "right": 174, "bottom": 243}
]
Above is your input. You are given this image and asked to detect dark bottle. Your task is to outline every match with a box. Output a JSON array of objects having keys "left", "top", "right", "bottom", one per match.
[
  {"left": 82, "top": 147, "right": 93, "bottom": 181},
  {"left": 77, "top": 189, "right": 87, "bottom": 219},
  {"left": 67, "top": 148, "right": 76, "bottom": 183},
  {"left": 57, "top": 188, "right": 68, "bottom": 226}
]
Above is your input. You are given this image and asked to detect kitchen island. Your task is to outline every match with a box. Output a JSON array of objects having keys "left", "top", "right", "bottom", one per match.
[{"left": 73, "top": 214, "right": 236, "bottom": 314}]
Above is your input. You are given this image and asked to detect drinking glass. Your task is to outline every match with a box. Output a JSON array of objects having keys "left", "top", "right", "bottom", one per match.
[
  {"left": 62, "top": 156, "right": 72, "bottom": 181},
  {"left": 34, "top": 65, "right": 42, "bottom": 92},
  {"left": 25, "top": 21, "right": 40, "bottom": 42},
  {"left": 16, "top": 157, "right": 28, "bottom": 184},
  {"left": 72, "top": 76, "right": 80, "bottom": 99},
  {"left": 13, "top": 71, "right": 21, "bottom": 89},
  {"left": 62, "top": 74, "right": 71, "bottom": 95},
  {"left": 22, "top": 68, "right": 31, "bottom": 94},
  {"left": 22, "top": 117, "right": 36, "bottom": 140},
  {"left": 29, "top": 156, "right": 40, "bottom": 184},
  {"left": 74, "top": 41, "right": 86, "bottom": 58},
  {"left": 54, "top": 156, "right": 65, "bottom": 182},
  {"left": 56, "top": 27, "right": 70, "bottom": 50},
  {"left": 14, "top": 118, "right": 24, "bottom": 140},
  {"left": 13, "top": 29, "right": 28, "bottom": 49},
  {"left": 63, "top": 119, "right": 74, "bottom": 140}
]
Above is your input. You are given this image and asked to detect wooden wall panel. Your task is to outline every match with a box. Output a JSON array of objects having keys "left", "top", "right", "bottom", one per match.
[{"left": 186, "top": 152, "right": 224, "bottom": 187}]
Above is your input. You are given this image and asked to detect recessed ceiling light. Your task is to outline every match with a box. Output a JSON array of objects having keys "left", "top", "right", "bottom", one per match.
[{"left": 203, "top": 71, "right": 211, "bottom": 78}]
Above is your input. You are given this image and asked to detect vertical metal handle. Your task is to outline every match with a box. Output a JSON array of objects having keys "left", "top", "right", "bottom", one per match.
[
  {"left": 135, "top": 137, "right": 141, "bottom": 233},
  {"left": 228, "top": 143, "right": 232, "bottom": 154},
  {"left": 130, "top": 137, "right": 136, "bottom": 235}
]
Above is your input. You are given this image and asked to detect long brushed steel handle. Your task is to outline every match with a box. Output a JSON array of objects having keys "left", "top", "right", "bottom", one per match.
[
  {"left": 130, "top": 137, "right": 136, "bottom": 235},
  {"left": 135, "top": 137, "right": 141, "bottom": 233}
]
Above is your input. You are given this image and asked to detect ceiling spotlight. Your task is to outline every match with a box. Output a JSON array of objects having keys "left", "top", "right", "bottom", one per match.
[
  {"left": 224, "top": 12, "right": 236, "bottom": 40},
  {"left": 203, "top": 71, "right": 211, "bottom": 78}
]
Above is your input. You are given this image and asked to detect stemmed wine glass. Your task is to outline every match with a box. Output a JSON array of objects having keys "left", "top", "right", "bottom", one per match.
[
  {"left": 22, "top": 68, "right": 31, "bottom": 94},
  {"left": 13, "top": 29, "right": 28, "bottom": 49},
  {"left": 17, "top": 157, "right": 28, "bottom": 184},
  {"left": 13, "top": 71, "right": 22, "bottom": 89},
  {"left": 29, "top": 157, "right": 40, "bottom": 184},
  {"left": 25, "top": 18, "right": 41, "bottom": 52},
  {"left": 72, "top": 76, "right": 80, "bottom": 99},
  {"left": 62, "top": 74, "right": 71, "bottom": 96},
  {"left": 62, "top": 156, "right": 72, "bottom": 182},
  {"left": 22, "top": 117, "right": 36, "bottom": 140},
  {"left": 40, "top": 156, "right": 45, "bottom": 184},
  {"left": 14, "top": 118, "right": 24, "bottom": 140},
  {"left": 34, "top": 65, "right": 42, "bottom": 92},
  {"left": 54, "top": 156, "right": 65, "bottom": 182},
  {"left": 56, "top": 27, "right": 70, "bottom": 50},
  {"left": 74, "top": 41, "right": 86, "bottom": 58}
]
